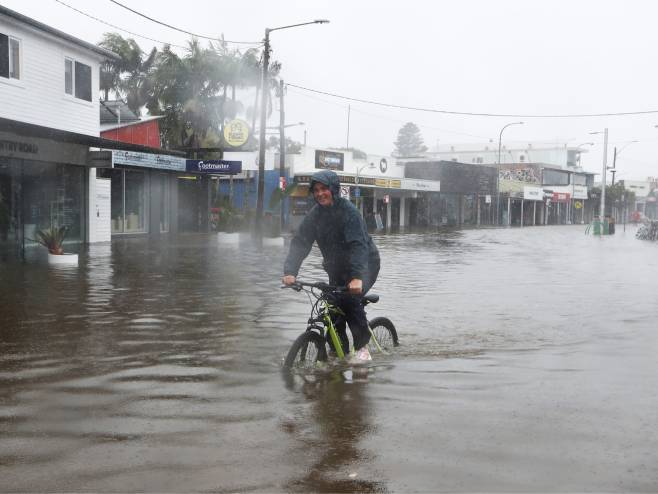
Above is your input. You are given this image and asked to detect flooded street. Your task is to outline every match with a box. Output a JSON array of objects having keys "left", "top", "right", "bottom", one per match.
[{"left": 1, "top": 226, "right": 657, "bottom": 492}]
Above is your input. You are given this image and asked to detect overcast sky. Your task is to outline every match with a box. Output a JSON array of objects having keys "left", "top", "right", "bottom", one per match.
[{"left": 4, "top": 0, "right": 658, "bottom": 181}]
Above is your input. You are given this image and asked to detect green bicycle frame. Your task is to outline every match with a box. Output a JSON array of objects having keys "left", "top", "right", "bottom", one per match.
[{"left": 321, "top": 299, "right": 347, "bottom": 359}]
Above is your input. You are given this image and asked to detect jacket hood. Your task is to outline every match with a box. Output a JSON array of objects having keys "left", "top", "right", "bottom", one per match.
[{"left": 310, "top": 170, "right": 341, "bottom": 203}]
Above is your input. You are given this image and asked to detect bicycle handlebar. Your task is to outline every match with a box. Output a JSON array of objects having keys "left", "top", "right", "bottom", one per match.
[{"left": 281, "top": 280, "right": 347, "bottom": 293}]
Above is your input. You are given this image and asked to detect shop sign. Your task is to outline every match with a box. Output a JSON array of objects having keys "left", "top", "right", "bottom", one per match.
[
  {"left": 223, "top": 119, "right": 250, "bottom": 147},
  {"left": 574, "top": 200, "right": 583, "bottom": 209},
  {"left": 389, "top": 179, "right": 401, "bottom": 188},
  {"left": 315, "top": 150, "right": 344, "bottom": 171},
  {"left": 384, "top": 194, "right": 390, "bottom": 204},
  {"left": 552, "top": 192, "right": 571, "bottom": 202},
  {"left": 523, "top": 186, "right": 543, "bottom": 200},
  {"left": 340, "top": 186, "right": 350, "bottom": 199},
  {"left": 375, "top": 178, "right": 390, "bottom": 187},
  {"left": 399, "top": 178, "right": 441, "bottom": 192},
  {"left": 0, "top": 131, "right": 88, "bottom": 166},
  {"left": 186, "top": 159, "right": 242, "bottom": 174},
  {"left": 573, "top": 185, "right": 588, "bottom": 199},
  {"left": 485, "top": 195, "right": 492, "bottom": 204},
  {"left": 112, "top": 150, "right": 186, "bottom": 171}
]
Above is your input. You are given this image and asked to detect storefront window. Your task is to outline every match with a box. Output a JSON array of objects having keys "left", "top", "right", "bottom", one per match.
[
  {"left": 22, "top": 161, "right": 84, "bottom": 245},
  {"left": 104, "top": 168, "right": 147, "bottom": 234},
  {"left": 124, "top": 170, "right": 145, "bottom": 232}
]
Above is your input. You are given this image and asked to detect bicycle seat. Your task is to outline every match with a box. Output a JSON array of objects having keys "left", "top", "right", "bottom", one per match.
[{"left": 362, "top": 294, "right": 379, "bottom": 305}]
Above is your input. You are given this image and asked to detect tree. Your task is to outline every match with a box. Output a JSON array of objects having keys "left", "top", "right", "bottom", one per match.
[
  {"left": 267, "top": 136, "right": 302, "bottom": 154},
  {"left": 590, "top": 183, "right": 636, "bottom": 216},
  {"left": 98, "top": 33, "right": 157, "bottom": 112},
  {"left": 393, "top": 122, "right": 428, "bottom": 157}
]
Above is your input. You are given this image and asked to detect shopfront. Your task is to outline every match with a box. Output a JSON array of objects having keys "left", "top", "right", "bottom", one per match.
[
  {"left": 97, "top": 150, "right": 183, "bottom": 236},
  {"left": 0, "top": 132, "right": 89, "bottom": 260}
]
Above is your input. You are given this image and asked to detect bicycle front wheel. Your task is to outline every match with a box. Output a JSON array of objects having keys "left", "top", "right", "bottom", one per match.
[
  {"left": 283, "top": 331, "right": 328, "bottom": 371},
  {"left": 368, "top": 316, "right": 399, "bottom": 353}
]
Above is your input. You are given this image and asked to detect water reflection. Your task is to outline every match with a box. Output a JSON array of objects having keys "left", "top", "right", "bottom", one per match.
[{"left": 282, "top": 368, "right": 386, "bottom": 493}]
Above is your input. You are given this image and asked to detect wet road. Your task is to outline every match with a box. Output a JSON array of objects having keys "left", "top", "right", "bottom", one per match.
[{"left": 1, "top": 226, "right": 657, "bottom": 492}]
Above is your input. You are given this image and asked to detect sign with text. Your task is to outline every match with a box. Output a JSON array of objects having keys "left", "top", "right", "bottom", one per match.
[
  {"left": 112, "top": 150, "right": 186, "bottom": 171},
  {"left": 523, "top": 186, "right": 543, "bottom": 201},
  {"left": 223, "top": 119, "right": 250, "bottom": 147},
  {"left": 186, "top": 160, "right": 242, "bottom": 174},
  {"left": 315, "top": 150, "right": 344, "bottom": 171}
]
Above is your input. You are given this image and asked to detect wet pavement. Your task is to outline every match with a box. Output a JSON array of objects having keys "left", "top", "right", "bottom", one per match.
[{"left": 1, "top": 226, "right": 657, "bottom": 492}]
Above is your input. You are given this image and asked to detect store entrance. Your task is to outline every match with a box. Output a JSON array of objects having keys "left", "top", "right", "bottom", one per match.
[{"left": 177, "top": 176, "right": 208, "bottom": 233}]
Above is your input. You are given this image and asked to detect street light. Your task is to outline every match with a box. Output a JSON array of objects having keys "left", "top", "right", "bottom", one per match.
[
  {"left": 496, "top": 121, "right": 524, "bottom": 225},
  {"left": 255, "top": 20, "right": 329, "bottom": 237}
]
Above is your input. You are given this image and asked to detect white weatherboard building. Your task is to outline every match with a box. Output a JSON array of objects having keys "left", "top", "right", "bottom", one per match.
[{"left": 1, "top": 5, "right": 120, "bottom": 259}]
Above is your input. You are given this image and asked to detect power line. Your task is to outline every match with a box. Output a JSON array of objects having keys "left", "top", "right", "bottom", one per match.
[
  {"left": 54, "top": 0, "right": 188, "bottom": 49},
  {"left": 286, "top": 86, "right": 490, "bottom": 140},
  {"left": 287, "top": 83, "right": 658, "bottom": 119},
  {"left": 108, "top": 0, "right": 261, "bottom": 45}
]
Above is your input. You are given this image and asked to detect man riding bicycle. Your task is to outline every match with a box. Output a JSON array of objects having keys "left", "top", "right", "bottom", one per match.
[{"left": 282, "top": 169, "right": 381, "bottom": 363}]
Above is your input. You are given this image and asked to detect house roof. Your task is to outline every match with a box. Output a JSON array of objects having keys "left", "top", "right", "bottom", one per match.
[
  {"left": 100, "top": 116, "right": 163, "bottom": 132},
  {"left": 0, "top": 5, "right": 118, "bottom": 60},
  {"left": 100, "top": 100, "right": 140, "bottom": 125}
]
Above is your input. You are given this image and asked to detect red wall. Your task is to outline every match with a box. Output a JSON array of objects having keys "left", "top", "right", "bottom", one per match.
[{"left": 101, "top": 120, "right": 161, "bottom": 148}]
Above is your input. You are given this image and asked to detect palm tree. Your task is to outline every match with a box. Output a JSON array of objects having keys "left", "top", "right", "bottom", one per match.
[{"left": 98, "top": 33, "right": 157, "bottom": 113}]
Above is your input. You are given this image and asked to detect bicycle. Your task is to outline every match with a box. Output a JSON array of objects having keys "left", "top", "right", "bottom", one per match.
[{"left": 282, "top": 280, "right": 398, "bottom": 371}]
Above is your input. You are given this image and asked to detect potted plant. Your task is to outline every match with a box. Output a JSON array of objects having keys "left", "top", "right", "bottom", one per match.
[
  {"left": 31, "top": 226, "right": 78, "bottom": 265},
  {"left": 214, "top": 197, "right": 241, "bottom": 244}
]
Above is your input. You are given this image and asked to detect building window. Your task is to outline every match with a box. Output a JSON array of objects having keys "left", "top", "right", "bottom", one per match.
[
  {"left": 0, "top": 33, "right": 20, "bottom": 80},
  {"left": 64, "top": 58, "right": 92, "bottom": 101},
  {"left": 105, "top": 168, "right": 147, "bottom": 233}
]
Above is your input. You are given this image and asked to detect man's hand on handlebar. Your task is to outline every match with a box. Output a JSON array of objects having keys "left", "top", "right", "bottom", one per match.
[
  {"left": 282, "top": 275, "right": 296, "bottom": 286},
  {"left": 348, "top": 278, "right": 363, "bottom": 295}
]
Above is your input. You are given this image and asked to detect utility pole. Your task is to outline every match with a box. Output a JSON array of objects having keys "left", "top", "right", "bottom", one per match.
[
  {"left": 600, "top": 128, "right": 609, "bottom": 223},
  {"left": 255, "top": 29, "right": 271, "bottom": 237},
  {"left": 611, "top": 147, "right": 617, "bottom": 185},
  {"left": 279, "top": 79, "right": 286, "bottom": 231}
]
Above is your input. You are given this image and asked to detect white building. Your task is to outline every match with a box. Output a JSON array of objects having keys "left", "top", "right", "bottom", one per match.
[
  {"left": 1, "top": 5, "right": 122, "bottom": 259},
  {"left": 286, "top": 147, "right": 440, "bottom": 229},
  {"left": 426, "top": 142, "right": 589, "bottom": 170}
]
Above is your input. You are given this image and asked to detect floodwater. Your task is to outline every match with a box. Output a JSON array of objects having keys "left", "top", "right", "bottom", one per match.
[{"left": 1, "top": 226, "right": 657, "bottom": 492}]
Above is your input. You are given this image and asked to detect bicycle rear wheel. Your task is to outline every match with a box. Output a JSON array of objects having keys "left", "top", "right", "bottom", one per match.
[
  {"left": 283, "top": 331, "right": 328, "bottom": 371},
  {"left": 367, "top": 316, "right": 399, "bottom": 353}
]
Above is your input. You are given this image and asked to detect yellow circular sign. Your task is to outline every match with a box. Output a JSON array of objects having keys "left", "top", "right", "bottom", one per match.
[
  {"left": 223, "top": 119, "right": 250, "bottom": 147},
  {"left": 574, "top": 200, "right": 583, "bottom": 209}
]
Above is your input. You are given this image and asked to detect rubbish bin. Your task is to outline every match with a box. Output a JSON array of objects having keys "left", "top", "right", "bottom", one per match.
[
  {"left": 602, "top": 217, "right": 609, "bottom": 235},
  {"left": 593, "top": 217, "right": 601, "bottom": 235}
]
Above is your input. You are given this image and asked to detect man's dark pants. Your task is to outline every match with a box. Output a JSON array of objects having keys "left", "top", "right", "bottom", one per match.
[{"left": 327, "top": 258, "right": 380, "bottom": 353}]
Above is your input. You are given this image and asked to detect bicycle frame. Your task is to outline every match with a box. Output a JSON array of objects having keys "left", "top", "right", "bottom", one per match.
[
  {"left": 285, "top": 280, "right": 391, "bottom": 364},
  {"left": 312, "top": 297, "right": 347, "bottom": 359}
]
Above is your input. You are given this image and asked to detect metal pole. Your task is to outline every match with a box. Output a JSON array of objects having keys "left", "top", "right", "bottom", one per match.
[
  {"left": 600, "top": 128, "right": 608, "bottom": 224},
  {"left": 346, "top": 104, "right": 351, "bottom": 149},
  {"left": 279, "top": 78, "right": 286, "bottom": 231},
  {"left": 255, "top": 29, "right": 271, "bottom": 237}
]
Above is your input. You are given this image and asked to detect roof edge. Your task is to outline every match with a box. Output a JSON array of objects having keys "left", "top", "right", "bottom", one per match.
[{"left": 0, "top": 5, "right": 119, "bottom": 60}]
